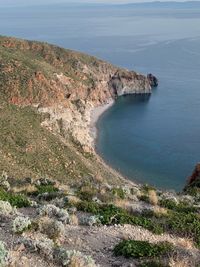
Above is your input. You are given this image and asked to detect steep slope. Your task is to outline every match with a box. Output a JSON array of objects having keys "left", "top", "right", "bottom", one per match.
[
  {"left": 0, "top": 36, "right": 153, "bottom": 149},
  {"left": 0, "top": 36, "right": 152, "bottom": 183}
]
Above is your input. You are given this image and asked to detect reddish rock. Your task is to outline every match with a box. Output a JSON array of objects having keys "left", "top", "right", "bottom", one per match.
[{"left": 187, "top": 163, "right": 200, "bottom": 186}]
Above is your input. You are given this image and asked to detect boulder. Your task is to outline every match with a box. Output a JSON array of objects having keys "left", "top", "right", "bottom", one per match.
[{"left": 147, "top": 73, "right": 158, "bottom": 87}]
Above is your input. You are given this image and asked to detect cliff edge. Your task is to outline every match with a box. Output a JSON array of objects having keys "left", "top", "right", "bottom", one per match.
[{"left": 0, "top": 36, "right": 154, "bottom": 152}]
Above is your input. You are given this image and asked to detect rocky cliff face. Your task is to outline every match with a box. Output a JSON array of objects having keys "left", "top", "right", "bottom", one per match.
[
  {"left": 109, "top": 70, "right": 151, "bottom": 96},
  {"left": 0, "top": 36, "right": 154, "bottom": 151},
  {"left": 184, "top": 163, "right": 200, "bottom": 193}
]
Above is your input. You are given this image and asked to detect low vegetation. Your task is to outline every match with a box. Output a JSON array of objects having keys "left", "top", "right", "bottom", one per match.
[
  {"left": 12, "top": 216, "right": 32, "bottom": 234},
  {"left": 114, "top": 239, "right": 172, "bottom": 258},
  {"left": 0, "top": 189, "right": 30, "bottom": 208},
  {"left": 0, "top": 241, "right": 8, "bottom": 267},
  {"left": 77, "top": 201, "right": 163, "bottom": 234}
]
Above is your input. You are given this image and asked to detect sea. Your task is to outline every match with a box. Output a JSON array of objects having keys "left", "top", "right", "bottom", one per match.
[{"left": 1, "top": 3, "right": 200, "bottom": 191}]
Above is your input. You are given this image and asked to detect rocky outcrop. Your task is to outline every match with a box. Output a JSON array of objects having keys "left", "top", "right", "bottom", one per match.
[
  {"left": 109, "top": 70, "right": 151, "bottom": 96},
  {"left": 185, "top": 163, "right": 200, "bottom": 192},
  {"left": 147, "top": 73, "right": 158, "bottom": 87}
]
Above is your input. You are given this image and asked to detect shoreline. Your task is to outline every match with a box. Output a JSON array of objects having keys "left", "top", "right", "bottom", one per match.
[
  {"left": 89, "top": 98, "right": 139, "bottom": 188},
  {"left": 89, "top": 99, "right": 114, "bottom": 147}
]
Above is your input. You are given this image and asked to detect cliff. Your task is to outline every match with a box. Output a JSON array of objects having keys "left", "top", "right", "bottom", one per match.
[
  {"left": 184, "top": 163, "right": 200, "bottom": 195},
  {"left": 0, "top": 36, "right": 153, "bottom": 152}
]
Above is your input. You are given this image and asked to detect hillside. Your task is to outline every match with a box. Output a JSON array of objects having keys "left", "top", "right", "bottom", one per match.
[
  {"left": 0, "top": 36, "right": 152, "bottom": 183},
  {"left": 0, "top": 36, "right": 200, "bottom": 267}
]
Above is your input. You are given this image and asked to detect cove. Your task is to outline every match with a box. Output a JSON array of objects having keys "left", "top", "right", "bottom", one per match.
[{"left": 96, "top": 38, "right": 200, "bottom": 192}]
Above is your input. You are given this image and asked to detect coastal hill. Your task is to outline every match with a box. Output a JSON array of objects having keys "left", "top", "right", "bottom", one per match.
[
  {"left": 0, "top": 36, "right": 200, "bottom": 267},
  {"left": 0, "top": 36, "right": 152, "bottom": 182}
]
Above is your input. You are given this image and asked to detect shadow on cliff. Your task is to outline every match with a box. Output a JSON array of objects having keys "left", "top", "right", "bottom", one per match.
[{"left": 118, "top": 93, "right": 151, "bottom": 106}]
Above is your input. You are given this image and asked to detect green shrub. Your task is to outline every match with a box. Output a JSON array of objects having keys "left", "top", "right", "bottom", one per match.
[
  {"left": 111, "top": 188, "right": 125, "bottom": 199},
  {"left": 159, "top": 199, "right": 197, "bottom": 213},
  {"left": 77, "top": 186, "right": 97, "bottom": 201},
  {"left": 32, "top": 184, "right": 59, "bottom": 196},
  {"left": 139, "top": 194, "right": 150, "bottom": 203},
  {"left": 185, "top": 186, "right": 200, "bottom": 197},
  {"left": 165, "top": 211, "right": 200, "bottom": 247},
  {"left": 142, "top": 184, "right": 156, "bottom": 193},
  {"left": 0, "top": 189, "right": 30, "bottom": 208},
  {"left": 77, "top": 201, "right": 163, "bottom": 234},
  {"left": 114, "top": 240, "right": 172, "bottom": 258},
  {"left": 77, "top": 200, "right": 100, "bottom": 214}
]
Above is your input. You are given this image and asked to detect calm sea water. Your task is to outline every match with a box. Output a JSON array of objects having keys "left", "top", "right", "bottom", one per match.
[{"left": 1, "top": 4, "right": 200, "bottom": 191}]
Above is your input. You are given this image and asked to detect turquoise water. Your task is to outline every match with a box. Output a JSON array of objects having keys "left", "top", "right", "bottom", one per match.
[{"left": 1, "top": 4, "right": 200, "bottom": 191}]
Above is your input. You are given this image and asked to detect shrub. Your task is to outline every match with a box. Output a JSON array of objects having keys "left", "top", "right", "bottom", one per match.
[
  {"left": 142, "top": 184, "right": 156, "bottom": 193},
  {"left": 0, "top": 241, "right": 8, "bottom": 267},
  {"left": 0, "top": 189, "right": 30, "bottom": 208},
  {"left": 165, "top": 211, "right": 200, "bottom": 247},
  {"left": 77, "top": 186, "right": 97, "bottom": 202},
  {"left": 114, "top": 240, "right": 172, "bottom": 258},
  {"left": 148, "top": 190, "right": 158, "bottom": 206},
  {"left": 111, "top": 187, "right": 126, "bottom": 199},
  {"left": 69, "top": 214, "right": 79, "bottom": 226},
  {"left": 0, "top": 171, "right": 10, "bottom": 191},
  {"left": 22, "top": 237, "right": 54, "bottom": 259},
  {"left": 81, "top": 215, "right": 100, "bottom": 226},
  {"left": 38, "top": 217, "right": 65, "bottom": 242},
  {"left": 32, "top": 184, "right": 59, "bottom": 195},
  {"left": 77, "top": 202, "right": 163, "bottom": 234},
  {"left": 77, "top": 201, "right": 100, "bottom": 214},
  {"left": 0, "top": 201, "right": 13, "bottom": 216},
  {"left": 159, "top": 199, "right": 197, "bottom": 213},
  {"left": 139, "top": 194, "right": 150, "bottom": 203},
  {"left": 38, "top": 204, "right": 70, "bottom": 224},
  {"left": 12, "top": 216, "right": 32, "bottom": 233},
  {"left": 54, "top": 248, "right": 97, "bottom": 267}
]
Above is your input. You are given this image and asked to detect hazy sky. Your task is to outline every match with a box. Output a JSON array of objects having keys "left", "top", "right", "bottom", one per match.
[{"left": 0, "top": 0, "right": 198, "bottom": 6}]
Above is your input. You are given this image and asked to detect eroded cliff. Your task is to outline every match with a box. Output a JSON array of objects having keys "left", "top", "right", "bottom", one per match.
[{"left": 0, "top": 36, "right": 154, "bottom": 151}]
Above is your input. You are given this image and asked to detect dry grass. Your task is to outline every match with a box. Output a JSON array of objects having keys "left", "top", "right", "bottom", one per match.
[
  {"left": 69, "top": 256, "right": 86, "bottom": 267},
  {"left": 38, "top": 216, "right": 64, "bottom": 242},
  {"left": 12, "top": 184, "right": 37, "bottom": 194},
  {"left": 148, "top": 189, "right": 158, "bottom": 206},
  {"left": 176, "top": 238, "right": 195, "bottom": 250},
  {"left": 153, "top": 206, "right": 168, "bottom": 217},
  {"left": 70, "top": 214, "right": 79, "bottom": 226},
  {"left": 169, "top": 255, "right": 193, "bottom": 267},
  {"left": 56, "top": 183, "right": 70, "bottom": 194},
  {"left": 113, "top": 199, "right": 131, "bottom": 211},
  {"left": 68, "top": 196, "right": 81, "bottom": 205},
  {"left": 69, "top": 255, "right": 91, "bottom": 267}
]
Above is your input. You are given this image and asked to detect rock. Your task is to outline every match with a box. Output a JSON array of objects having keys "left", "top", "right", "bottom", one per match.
[
  {"left": 147, "top": 73, "right": 158, "bottom": 87},
  {"left": 35, "top": 177, "right": 55, "bottom": 186},
  {"left": 179, "top": 194, "right": 195, "bottom": 205},
  {"left": 109, "top": 70, "right": 151, "bottom": 96},
  {"left": 186, "top": 163, "right": 200, "bottom": 189},
  {"left": 160, "top": 192, "right": 179, "bottom": 204},
  {"left": 184, "top": 163, "right": 200, "bottom": 195}
]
